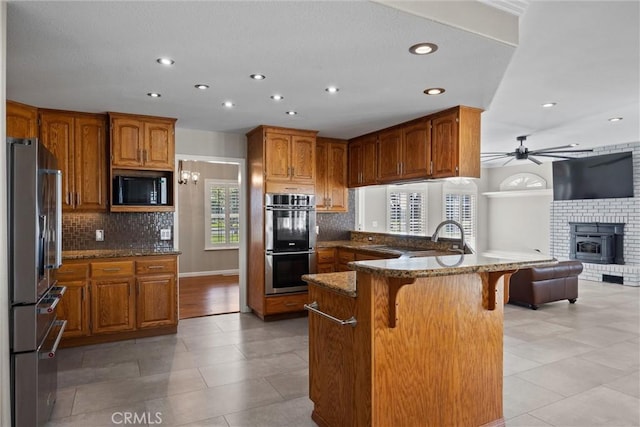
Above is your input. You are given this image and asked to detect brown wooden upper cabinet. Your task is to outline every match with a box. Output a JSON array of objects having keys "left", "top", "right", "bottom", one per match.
[
  {"left": 264, "top": 131, "right": 316, "bottom": 185},
  {"left": 431, "top": 106, "right": 482, "bottom": 179},
  {"left": 39, "top": 110, "right": 108, "bottom": 212},
  {"left": 348, "top": 105, "right": 482, "bottom": 186},
  {"left": 348, "top": 133, "right": 378, "bottom": 187},
  {"left": 377, "top": 118, "right": 432, "bottom": 183},
  {"left": 6, "top": 100, "right": 38, "bottom": 138},
  {"left": 316, "top": 137, "right": 348, "bottom": 212},
  {"left": 109, "top": 112, "right": 176, "bottom": 171}
]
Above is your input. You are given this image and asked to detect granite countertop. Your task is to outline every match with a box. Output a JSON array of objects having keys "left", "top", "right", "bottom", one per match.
[
  {"left": 316, "top": 240, "right": 458, "bottom": 257},
  {"left": 62, "top": 249, "right": 181, "bottom": 260},
  {"left": 304, "top": 253, "right": 556, "bottom": 297},
  {"left": 348, "top": 253, "right": 556, "bottom": 279},
  {"left": 303, "top": 271, "right": 356, "bottom": 297}
]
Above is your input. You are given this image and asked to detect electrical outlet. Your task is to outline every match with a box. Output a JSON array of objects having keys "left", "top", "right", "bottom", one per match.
[
  {"left": 95, "top": 230, "right": 104, "bottom": 241},
  {"left": 160, "top": 229, "right": 171, "bottom": 240}
]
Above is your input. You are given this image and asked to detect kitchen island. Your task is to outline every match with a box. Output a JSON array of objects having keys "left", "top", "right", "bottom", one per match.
[{"left": 302, "top": 253, "right": 555, "bottom": 427}]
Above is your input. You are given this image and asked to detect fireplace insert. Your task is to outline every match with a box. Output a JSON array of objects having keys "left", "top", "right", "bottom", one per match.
[{"left": 569, "top": 222, "right": 624, "bottom": 264}]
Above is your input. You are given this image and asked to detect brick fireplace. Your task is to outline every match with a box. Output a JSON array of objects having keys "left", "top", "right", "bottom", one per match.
[{"left": 550, "top": 142, "right": 640, "bottom": 286}]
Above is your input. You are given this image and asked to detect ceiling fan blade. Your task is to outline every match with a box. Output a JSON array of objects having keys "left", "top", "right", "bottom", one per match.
[
  {"left": 533, "top": 153, "right": 581, "bottom": 160},
  {"left": 527, "top": 156, "right": 542, "bottom": 165},
  {"left": 502, "top": 157, "right": 515, "bottom": 167},
  {"left": 528, "top": 144, "right": 577, "bottom": 153},
  {"left": 482, "top": 156, "right": 509, "bottom": 163},
  {"left": 481, "top": 152, "right": 511, "bottom": 156},
  {"left": 530, "top": 149, "right": 594, "bottom": 154}
]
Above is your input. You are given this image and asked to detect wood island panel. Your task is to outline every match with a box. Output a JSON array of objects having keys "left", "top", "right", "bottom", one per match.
[{"left": 307, "top": 270, "right": 514, "bottom": 427}]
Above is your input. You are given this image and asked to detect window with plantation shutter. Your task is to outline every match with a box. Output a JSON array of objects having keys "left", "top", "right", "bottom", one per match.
[
  {"left": 443, "top": 192, "right": 476, "bottom": 248},
  {"left": 387, "top": 187, "right": 426, "bottom": 235},
  {"left": 204, "top": 179, "right": 240, "bottom": 249}
]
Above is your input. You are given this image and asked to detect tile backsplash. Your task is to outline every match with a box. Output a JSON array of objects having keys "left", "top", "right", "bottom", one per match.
[
  {"left": 316, "top": 189, "right": 356, "bottom": 241},
  {"left": 63, "top": 212, "right": 174, "bottom": 251}
]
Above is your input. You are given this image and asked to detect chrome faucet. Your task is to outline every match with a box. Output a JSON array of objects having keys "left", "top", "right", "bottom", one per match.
[{"left": 431, "top": 220, "right": 465, "bottom": 253}]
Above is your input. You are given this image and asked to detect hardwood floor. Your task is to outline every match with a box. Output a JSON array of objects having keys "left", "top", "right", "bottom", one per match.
[{"left": 179, "top": 274, "right": 240, "bottom": 319}]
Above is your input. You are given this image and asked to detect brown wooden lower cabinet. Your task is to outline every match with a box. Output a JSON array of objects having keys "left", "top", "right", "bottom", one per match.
[
  {"left": 136, "top": 274, "right": 176, "bottom": 329},
  {"left": 316, "top": 248, "right": 336, "bottom": 273},
  {"left": 91, "top": 277, "right": 136, "bottom": 334},
  {"left": 264, "top": 292, "right": 309, "bottom": 315},
  {"left": 55, "top": 255, "right": 178, "bottom": 347},
  {"left": 54, "top": 262, "right": 90, "bottom": 338}
]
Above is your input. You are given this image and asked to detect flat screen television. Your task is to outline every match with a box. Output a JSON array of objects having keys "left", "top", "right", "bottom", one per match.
[{"left": 552, "top": 151, "right": 634, "bottom": 200}]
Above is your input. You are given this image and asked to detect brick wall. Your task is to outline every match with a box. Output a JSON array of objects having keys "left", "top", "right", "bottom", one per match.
[{"left": 550, "top": 142, "right": 640, "bottom": 286}]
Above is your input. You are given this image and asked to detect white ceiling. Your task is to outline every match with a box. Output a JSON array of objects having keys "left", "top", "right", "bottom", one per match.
[{"left": 6, "top": 1, "right": 639, "bottom": 167}]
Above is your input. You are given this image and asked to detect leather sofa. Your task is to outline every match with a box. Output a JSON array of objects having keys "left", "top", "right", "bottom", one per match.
[{"left": 508, "top": 260, "right": 583, "bottom": 310}]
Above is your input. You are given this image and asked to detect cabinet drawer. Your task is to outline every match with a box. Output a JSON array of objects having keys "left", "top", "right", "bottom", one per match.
[
  {"left": 54, "top": 262, "right": 89, "bottom": 281},
  {"left": 337, "top": 250, "right": 355, "bottom": 264},
  {"left": 317, "top": 248, "right": 336, "bottom": 264},
  {"left": 136, "top": 257, "right": 176, "bottom": 275},
  {"left": 265, "top": 293, "right": 309, "bottom": 314},
  {"left": 317, "top": 264, "right": 336, "bottom": 273},
  {"left": 90, "top": 261, "right": 135, "bottom": 278},
  {"left": 355, "top": 252, "right": 392, "bottom": 261}
]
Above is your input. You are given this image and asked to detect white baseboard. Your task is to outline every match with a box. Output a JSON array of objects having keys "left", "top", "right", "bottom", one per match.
[{"left": 179, "top": 269, "right": 239, "bottom": 278}]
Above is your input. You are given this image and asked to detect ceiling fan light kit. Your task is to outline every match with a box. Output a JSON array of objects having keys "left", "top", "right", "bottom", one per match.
[{"left": 481, "top": 135, "right": 594, "bottom": 166}]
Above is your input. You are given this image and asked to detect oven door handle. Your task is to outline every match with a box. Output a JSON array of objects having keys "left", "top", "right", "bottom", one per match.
[
  {"left": 265, "top": 207, "right": 314, "bottom": 212},
  {"left": 266, "top": 250, "right": 315, "bottom": 256},
  {"left": 39, "top": 320, "right": 67, "bottom": 359}
]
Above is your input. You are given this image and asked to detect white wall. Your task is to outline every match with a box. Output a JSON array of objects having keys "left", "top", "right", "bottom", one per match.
[
  {"left": 482, "top": 163, "right": 553, "bottom": 255},
  {"left": 1, "top": 3, "right": 10, "bottom": 424},
  {"left": 175, "top": 127, "right": 246, "bottom": 159}
]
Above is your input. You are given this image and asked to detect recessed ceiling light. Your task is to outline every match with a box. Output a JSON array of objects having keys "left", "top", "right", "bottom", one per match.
[
  {"left": 409, "top": 43, "right": 438, "bottom": 55},
  {"left": 250, "top": 74, "right": 266, "bottom": 80},
  {"left": 608, "top": 117, "right": 623, "bottom": 122},
  {"left": 270, "top": 94, "right": 284, "bottom": 101},
  {"left": 222, "top": 101, "right": 234, "bottom": 108},
  {"left": 423, "top": 88, "right": 445, "bottom": 95},
  {"left": 156, "top": 57, "right": 175, "bottom": 66},
  {"left": 325, "top": 86, "right": 339, "bottom": 93},
  {"left": 147, "top": 92, "right": 161, "bottom": 98},
  {"left": 194, "top": 84, "right": 209, "bottom": 90},
  {"left": 542, "top": 102, "right": 557, "bottom": 108},
  {"left": 286, "top": 111, "right": 297, "bottom": 116}
]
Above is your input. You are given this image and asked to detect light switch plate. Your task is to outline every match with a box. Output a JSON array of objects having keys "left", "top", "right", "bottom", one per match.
[
  {"left": 160, "top": 229, "right": 172, "bottom": 240},
  {"left": 95, "top": 230, "right": 104, "bottom": 241}
]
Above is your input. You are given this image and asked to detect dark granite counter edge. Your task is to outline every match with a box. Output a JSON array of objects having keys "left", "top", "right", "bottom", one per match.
[
  {"left": 349, "top": 258, "right": 557, "bottom": 279},
  {"left": 63, "top": 250, "right": 182, "bottom": 260},
  {"left": 303, "top": 271, "right": 357, "bottom": 298}
]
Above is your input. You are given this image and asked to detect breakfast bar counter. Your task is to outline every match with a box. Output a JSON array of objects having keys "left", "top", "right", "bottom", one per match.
[{"left": 302, "top": 253, "right": 555, "bottom": 427}]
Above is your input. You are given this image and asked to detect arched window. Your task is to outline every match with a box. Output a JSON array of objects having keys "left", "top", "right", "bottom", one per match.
[{"left": 499, "top": 173, "right": 547, "bottom": 191}]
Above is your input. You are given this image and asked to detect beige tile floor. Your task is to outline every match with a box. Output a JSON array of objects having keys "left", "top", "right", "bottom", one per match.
[{"left": 48, "top": 279, "right": 639, "bottom": 426}]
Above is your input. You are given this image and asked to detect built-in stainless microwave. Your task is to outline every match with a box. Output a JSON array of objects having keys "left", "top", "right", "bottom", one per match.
[{"left": 113, "top": 175, "right": 168, "bottom": 205}]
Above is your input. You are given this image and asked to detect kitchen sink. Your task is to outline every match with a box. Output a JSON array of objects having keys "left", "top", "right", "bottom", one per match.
[{"left": 398, "top": 250, "right": 440, "bottom": 258}]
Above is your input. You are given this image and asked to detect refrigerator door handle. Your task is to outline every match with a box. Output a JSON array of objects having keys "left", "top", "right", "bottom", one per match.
[
  {"left": 54, "top": 170, "right": 62, "bottom": 268},
  {"left": 43, "top": 169, "right": 63, "bottom": 269}
]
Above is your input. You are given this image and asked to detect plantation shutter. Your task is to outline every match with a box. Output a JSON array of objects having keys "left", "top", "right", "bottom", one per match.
[{"left": 387, "top": 190, "right": 425, "bottom": 235}]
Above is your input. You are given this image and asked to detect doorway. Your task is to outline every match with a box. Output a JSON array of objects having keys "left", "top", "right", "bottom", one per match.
[{"left": 174, "top": 155, "right": 247, "bottom": 319}]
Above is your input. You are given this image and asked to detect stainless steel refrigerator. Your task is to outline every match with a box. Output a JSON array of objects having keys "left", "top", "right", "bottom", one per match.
[{"left": 7, "top": 137, "right": 66, "bottom": 426}]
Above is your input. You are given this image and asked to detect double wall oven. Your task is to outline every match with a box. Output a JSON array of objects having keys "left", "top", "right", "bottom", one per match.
[
  {"left": 8, "top": 138, "right": 66, "bottom": 426},
  {"left": 265, "top": 193, "right": 316, "bottom": 294}
]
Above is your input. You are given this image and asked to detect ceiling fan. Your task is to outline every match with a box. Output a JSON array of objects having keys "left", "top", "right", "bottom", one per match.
[{"left": 481, "top": 135, "right": 594, "bottom": 166}]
